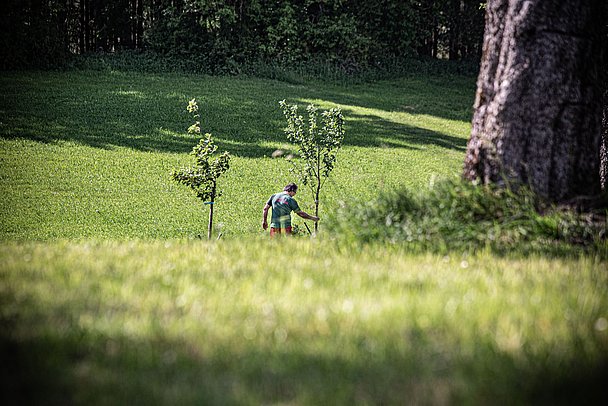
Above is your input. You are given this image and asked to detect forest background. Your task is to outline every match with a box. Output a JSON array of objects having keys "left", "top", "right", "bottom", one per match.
[{"left": 1, "top": 0, "right": 485, "bottom": 75}]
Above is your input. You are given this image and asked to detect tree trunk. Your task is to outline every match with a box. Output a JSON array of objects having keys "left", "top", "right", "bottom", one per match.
[
  {"left": 208, "top": 186, "right": 216, "bottom": 240},
  {"left": 431, "top": 25, "right": 439, "bottom": 59},
  {"left": 208, "top": 201, "right": 214, "bottom": 240},
  {"left": 314, "top": 183, "right": 320, "bottom": 235},
  {"left": 601, "top": 14, "right": 608, "bottom": 190},
  {"left": 602, "top": 89, "right": 608, "bottom": 189},
  {"left": 463, "top": 0, "right": 607, "bottom": 203},
  {"left": 448, "top": 0, "right": 461, "bottom": 60},
  {"left": 79, "top": 0, "right": 86, "bottom": 53},
  {"left": 136, "top": 0, "right": 144, "bottom": 49},
  {"left": 85, "top": 0, "right": 92, "bottom": 52},
  {"left": 130, "top": 0, "right": 138, "bottom": 49}
]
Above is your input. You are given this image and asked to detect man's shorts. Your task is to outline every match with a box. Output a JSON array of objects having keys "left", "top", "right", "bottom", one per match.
[{"left": 270, "top": 227, "right": 292, "bottom": 237}]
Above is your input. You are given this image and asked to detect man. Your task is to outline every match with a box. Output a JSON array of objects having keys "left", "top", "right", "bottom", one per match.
[{"left": 262, "top": 183, "right": 319, "bottom": 236}]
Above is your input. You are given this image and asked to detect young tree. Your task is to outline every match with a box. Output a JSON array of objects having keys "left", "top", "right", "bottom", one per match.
[
  {"left": 172, "top": 99, "right": 231, "bottom": 240},
  {"left": 279, "top": 100, "right": 345, "bottom": 234},
  {"left": 463, "top": 0, "right": 607, "bottom": 203}
]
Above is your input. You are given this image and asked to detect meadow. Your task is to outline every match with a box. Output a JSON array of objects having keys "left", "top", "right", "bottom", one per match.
[
  {"left": 0, "top": 70, "right": 471, "bottom": 240},
  {"left": 2, "top": 240, "right": 607, "bottom": 404},
  {"left": 1, "top": 70, "right": 607, "bottom": 404}
]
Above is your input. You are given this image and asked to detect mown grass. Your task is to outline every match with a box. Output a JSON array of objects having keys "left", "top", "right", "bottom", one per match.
[
  {"left": 0, "top": 70, "right": 472, "bottom": 240},
  {"left": 1, "top": 240, "right": 607, "bottom": 405}
]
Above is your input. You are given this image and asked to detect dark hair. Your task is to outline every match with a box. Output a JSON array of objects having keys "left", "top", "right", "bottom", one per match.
[{"left": 283, "top": 183, "right": 298, "bottom": 192}]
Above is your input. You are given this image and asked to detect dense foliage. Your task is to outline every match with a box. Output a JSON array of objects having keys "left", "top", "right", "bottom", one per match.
[
  {"left": 2, "top": 0, "right": 485, "bottom": 73},
  {"left": 330, "top": 179, "right": 608, "bottom": 255}
]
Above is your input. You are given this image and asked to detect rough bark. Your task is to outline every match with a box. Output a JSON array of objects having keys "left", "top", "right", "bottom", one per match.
[
  {"left": 602, "top": 89, "right": 608, "bottom": 189},
  {"left": 602, "top": 18, "right": 608, "bottom": 190},
  {"left": 463, "top": 0, "right": 607, "bottom": 202}
]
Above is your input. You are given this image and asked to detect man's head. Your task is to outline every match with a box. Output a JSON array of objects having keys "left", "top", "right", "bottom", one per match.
[{"left": 284, "top": 183, "right": 298, "bottom": 196}]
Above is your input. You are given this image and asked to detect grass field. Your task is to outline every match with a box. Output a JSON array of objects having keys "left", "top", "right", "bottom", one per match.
[
  {"left": 2, "top": 240, "right": 607, "bottom": 404},
  {"left": 0, "top": 70, "right": 472, "bottom": 240},
  {"left": 1, "top": 70, "right": 607, "bottom": 404}
]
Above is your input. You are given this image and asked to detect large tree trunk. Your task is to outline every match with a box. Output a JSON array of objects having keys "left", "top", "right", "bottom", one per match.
[
  {"left": 602, "top": 89, "right": 608, "bottom": 189},
  {"left": 463, "top": 0, "right": 607, "bottom": 202}
]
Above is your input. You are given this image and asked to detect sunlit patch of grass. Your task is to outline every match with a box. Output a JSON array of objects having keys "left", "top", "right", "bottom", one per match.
[
  {"left": 0, "top": 70, "right": 473, "bottom": 240},
  {"left": 1, "top": 240, "right": 607, "bottom": 404}
]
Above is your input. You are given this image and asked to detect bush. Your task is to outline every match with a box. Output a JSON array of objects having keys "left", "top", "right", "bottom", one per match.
[
  {"left": 69, "top": 50, "right": 209, "bottom": 74},
  {"left": 329, "top": 178, "right": 607, "bottom": 255}
]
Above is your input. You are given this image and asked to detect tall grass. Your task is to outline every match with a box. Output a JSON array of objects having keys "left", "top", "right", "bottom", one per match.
[
  {"left": 1, "top": 240, "right": 607, "bottom": 404},
  {"left": 330, "top": 178, "right": 608, "bottom": 256}
]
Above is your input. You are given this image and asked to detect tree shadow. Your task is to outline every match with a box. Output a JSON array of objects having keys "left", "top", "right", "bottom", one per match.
[
  {"left": 7, "top": 123, "right": 278, "bottom": 158},
  {"left": 307, "top": 75, "right": 477, "bottom": 123},
  {"left": 1, "top": 99, "right": 278, "bottom": 158},
  {"left": 1, "top": 72, "right": 472, "bottom": 158},
  {"left": 2, "top": 323, "right": 606, "bottom": 405},
  {"left": 340, "top": 111, "right": 467, "bottom": 151}
]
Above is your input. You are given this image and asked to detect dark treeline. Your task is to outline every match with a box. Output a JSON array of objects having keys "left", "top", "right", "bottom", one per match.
[{"left": 1, "top": 0, "right": 485, "bottom": 72}]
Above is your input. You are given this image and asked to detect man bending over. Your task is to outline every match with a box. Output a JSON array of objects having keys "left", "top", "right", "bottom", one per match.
[{"left": 262, "top": 183, "right": 319, "bottom": 236}]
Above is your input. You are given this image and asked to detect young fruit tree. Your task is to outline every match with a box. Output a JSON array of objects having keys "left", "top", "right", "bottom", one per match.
[
  {"left": 279, "top": 100, "right": 345, "bottom": 233},
  {"left": 172, "top": 99, "right": 231, "bottom": 240}
]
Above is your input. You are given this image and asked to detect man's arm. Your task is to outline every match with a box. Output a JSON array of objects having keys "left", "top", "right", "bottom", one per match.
[
  {"left": 296, "top": 211, "right": 319, "bottom": 222},
  {"left": 262, "top": 203, "right": 271, "bottom": 230}
]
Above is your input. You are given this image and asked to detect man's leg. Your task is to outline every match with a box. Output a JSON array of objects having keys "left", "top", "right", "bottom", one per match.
[{"left": 270, "top": 227, "right": 292, "bottom": 237}]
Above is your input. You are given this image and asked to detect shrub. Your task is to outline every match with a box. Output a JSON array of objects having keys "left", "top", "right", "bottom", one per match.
[{"left": 329, "top": 178, "right": 607, "bottom": 255}]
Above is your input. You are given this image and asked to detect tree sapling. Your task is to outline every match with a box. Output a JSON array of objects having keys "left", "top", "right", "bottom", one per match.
[
  {"left": 172, "top": 99, "right": 231, "bottom": 240},
  {"left": 279, "top": 100, "right": 345, "bottom": 233}
]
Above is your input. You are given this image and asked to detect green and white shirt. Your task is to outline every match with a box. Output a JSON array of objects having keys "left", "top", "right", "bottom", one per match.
[{"left": 267, "top": 192, "right": 300, "bottom": 228}]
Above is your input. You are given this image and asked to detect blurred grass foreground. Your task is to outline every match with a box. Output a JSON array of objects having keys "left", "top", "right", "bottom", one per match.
[{"left": 1, "top": 240, "right": 607, "bottom": 405}]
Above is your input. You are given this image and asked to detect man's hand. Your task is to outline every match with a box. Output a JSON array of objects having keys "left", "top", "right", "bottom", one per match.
[{"left": 262, "top": 221, "right": 268, "bottom": 230}]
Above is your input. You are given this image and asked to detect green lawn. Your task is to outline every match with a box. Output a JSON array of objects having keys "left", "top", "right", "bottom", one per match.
[
  {"left": 1, "top": 240, "right": 607, "bottom": 404},
  {"left": 1, "top": 70, "right": 607, "bottom": 404},
  {"left": 0, "top": 70, "right": 472, "bottom": 240}
]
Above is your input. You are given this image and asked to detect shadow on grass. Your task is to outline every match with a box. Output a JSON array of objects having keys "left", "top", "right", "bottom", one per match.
[
  {"left": 0, "top": 71, "right": 471, "bottom": 157},
  {"left": 2, "top": 104, "right": 466, "bottom": 158},
  {"left": 1, "top": 116, "right": 278, "bottom": 158},
  {"left": 341, "top": 112, "right": 467, "bottom": 151},
  {"left": 314, "top": 76, "right": 476, "bottom": 124},
  {"left": 2, "top": 324, "right": 607, "bottom": 405}
]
